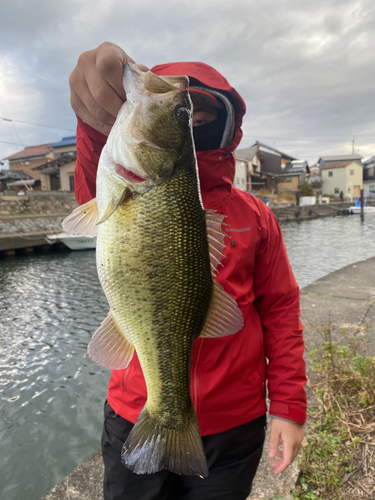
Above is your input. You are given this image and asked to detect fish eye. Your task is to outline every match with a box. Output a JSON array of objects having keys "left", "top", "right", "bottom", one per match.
[{"left": 176, "top": 107, "right": 189, "bottom": 121}]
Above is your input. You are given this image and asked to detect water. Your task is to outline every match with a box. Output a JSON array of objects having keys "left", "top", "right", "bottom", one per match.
[{"left": 0, "top": 214, "right": 375, "bottom": 500}]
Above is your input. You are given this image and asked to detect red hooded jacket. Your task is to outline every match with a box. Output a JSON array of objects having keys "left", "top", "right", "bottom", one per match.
[{"left": 74, "top": 61, "right": 307, "bottom": 434}]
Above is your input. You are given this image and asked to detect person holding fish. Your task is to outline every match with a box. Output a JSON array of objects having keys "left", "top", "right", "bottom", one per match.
[{"left": 67, "top": 41, "right": 307, "bottom": 500}]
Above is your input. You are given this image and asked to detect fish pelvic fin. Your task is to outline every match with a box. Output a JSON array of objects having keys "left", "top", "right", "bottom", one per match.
[
  {"left": 62, "top": 198, "right": 99, "bottom": 237},
  {"left": 121, "top": 406, "right": 208, "bottom": 477},
  {"left": 97, "top": 188, "right": 131, "bottom": 225},
  {"left": 199, "top": 280, "right": 244, "bottom": 338},
  {"left": 88, "top": 310, "right": 134, "bottom": 370},
  {"left": 205, "top": 209, "right": 228, "bottom": 276}
]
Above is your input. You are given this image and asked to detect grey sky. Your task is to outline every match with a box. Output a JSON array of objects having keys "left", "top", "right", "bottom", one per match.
[{"left": 0, "top": 0, "right": 374, "bottom": 165}]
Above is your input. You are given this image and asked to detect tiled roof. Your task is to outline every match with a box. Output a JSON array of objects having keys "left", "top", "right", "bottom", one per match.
[
  {"left": 3, "top": 143, "right": 53, "bottom": 161},
  {"left": 253, "top": 141, "right": 297, "bottom": 160},
  {"left": 319, "top": 154, "right": 362, "bottom": 162},
  {"left": 363, "top": 156, "right": 375, "bottom": 165},
  {"left": 321, "top": 161, "right": 362, "bottom": 170},
  {"left": 32, "top": 152, "right": 77, "bottom": 171},
  {"left": 49, "top": 136, "right": 76, "bottom": 148},
  {"left": 236, "top": 146, "right": 258, "bottom": 161}
]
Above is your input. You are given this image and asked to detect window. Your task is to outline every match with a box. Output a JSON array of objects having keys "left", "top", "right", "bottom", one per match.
[
  {"left": 24, "top": 161, "right": 30, "bottom": 166},
  {"left": 334, "top": 188, "right": 339, "bottom": 194},
  {"left": 350, "top": 169, "right": 354, "bottom": 176},
  {"left": 328, "top": 171, "right": 333, "bottom": 177},
  {"left": 370, "top": 185, "right": 375, "bottom": 193},
  {"left": 348, "top": 187, "right": 351, "bottom": 193},
  {"left": 69, "top": 175, "right": 75, "bottom": 191}
]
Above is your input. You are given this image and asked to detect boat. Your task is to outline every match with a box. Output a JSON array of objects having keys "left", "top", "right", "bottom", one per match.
[
  {"left": 45, "top": 232, "right": 96, "bottom": 250},
  {"left": 349, "top": 201, "right": 375, "bottom": 214}
]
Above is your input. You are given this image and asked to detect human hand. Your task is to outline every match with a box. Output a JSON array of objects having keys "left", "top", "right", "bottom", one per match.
[
  {"left": 268, "top": 418, "right": 303, "bottom": 475},
  {"left": 69, "top": 41, "right": 149, "bottom": 135}
]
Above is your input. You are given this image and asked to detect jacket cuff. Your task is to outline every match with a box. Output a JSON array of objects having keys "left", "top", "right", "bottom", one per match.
[
  {"left": 269, "top": 401, "right": 306, "bottom": 425},
  {"left": 77, "top": 117, "right": 107, "bottom": 146}
]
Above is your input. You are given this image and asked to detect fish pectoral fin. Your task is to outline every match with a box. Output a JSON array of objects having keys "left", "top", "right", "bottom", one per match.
[
  {"left": 205, "top": 209, "right": 228, "bottom": 276},
  {"left": 97, "top": 189, "right": 131, "bottom": 225},
  {"left": 62, "top": 198, "right": 99, "bottom": 237},
  {"left": 199, "top": 280, "right": 244, "bottom": 338},
  {"left": 88, "top": 310, "right": 135, "bottom": 369}
]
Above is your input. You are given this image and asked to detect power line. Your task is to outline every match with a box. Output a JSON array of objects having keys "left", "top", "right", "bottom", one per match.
[
  {"left": 0, "top": 139, "right": 25, "bottom": 146},
  {"left": 1, "top": 116, "right": 75, "bottom": 131},
  {"left": 0, "top": 60, "right": 66, "bottom": 91}
]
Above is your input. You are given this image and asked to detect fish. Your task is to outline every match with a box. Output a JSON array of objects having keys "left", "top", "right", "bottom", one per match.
[{"left": 62, "top": 63, "right": 244, "bottom": 477}]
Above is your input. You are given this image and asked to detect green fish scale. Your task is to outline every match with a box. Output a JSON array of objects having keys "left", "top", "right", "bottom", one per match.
[{"left": 97, "top": 168, "right": 212, "bottom": 429}]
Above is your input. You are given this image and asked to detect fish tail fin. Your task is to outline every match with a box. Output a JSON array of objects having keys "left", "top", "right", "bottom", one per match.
[{"left": 121, "top": 406, "right": 208, "bottom": 477}]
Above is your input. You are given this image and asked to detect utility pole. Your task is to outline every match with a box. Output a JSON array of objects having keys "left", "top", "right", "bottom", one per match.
[{"left": 352, "top": 136, "right": 355, "bottom": 154}]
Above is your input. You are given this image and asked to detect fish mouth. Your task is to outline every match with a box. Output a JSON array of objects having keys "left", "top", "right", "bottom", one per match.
[{"left": 115, "top": 163, "right": 146, "bottom": 184}]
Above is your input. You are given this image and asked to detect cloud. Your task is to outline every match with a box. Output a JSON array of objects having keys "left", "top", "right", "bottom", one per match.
[{"left": 0, "top": 0, "right": 374, "bottom": 163}]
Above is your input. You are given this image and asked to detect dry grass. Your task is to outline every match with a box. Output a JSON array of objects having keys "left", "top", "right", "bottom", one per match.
[{"left": 293, "top": 322, "right": 375, "bottom": 500}]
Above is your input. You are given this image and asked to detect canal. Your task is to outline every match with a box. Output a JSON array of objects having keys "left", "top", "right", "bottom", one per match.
[{"left": 1, "top": 214, "right": 375, "bottom": 500}]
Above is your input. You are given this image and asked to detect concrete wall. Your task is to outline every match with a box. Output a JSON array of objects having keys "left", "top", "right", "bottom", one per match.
[
  {"left": 278, "top": 176, "right": 299, "bottom": 191},
  {"left": 60, "top": 161, "right": 76, "bottom": 191},
  {"left": 345, "top": 162, "right": 363, "bottom": 197},
  {"left": 322, "top": 162, "right": 363, "bottom": 196},
  {"left": 234, "top": 160, "right": 247, "bottom": 191}
]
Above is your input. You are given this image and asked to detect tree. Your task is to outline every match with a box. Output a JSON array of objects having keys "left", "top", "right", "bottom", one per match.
[{"left": 298, "top": 182, "right": 314, "bottom": 196}]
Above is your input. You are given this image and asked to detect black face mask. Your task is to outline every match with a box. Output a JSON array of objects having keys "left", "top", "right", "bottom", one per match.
[{"left": 192, "top": 116, "right": 227, "bottom": 152}]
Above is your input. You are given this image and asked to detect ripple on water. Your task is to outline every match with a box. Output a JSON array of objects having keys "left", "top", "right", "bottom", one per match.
[
  {"left": 0, "top": 251, "right": 109, "bottom": 500},
  {"left": 1, "top": 215, "right": 375, "bottom": 499}
]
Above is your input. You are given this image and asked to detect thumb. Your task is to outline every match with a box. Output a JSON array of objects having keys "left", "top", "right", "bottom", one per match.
[{"left": 268, "top": 424, "right": 280, "bottom": 458}]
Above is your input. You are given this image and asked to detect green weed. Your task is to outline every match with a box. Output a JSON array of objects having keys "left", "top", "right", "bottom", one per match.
[{"left": 292, "top": 321, "right": 375, "bottom": 499}]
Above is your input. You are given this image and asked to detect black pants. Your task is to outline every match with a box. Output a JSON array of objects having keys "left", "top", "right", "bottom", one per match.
[{"left": 101, "top": 402, "right": 266, "bottom": 500}]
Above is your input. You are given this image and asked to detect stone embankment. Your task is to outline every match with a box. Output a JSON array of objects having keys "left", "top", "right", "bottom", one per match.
[
  {"left": 0, "top": 192, "right": 363, "bottom": 255},
  {"left": 0, "top": 193, "right": 78, "bottom": 254},
  {"left": 271, "top": 201, "right": 353, "bottom": 222}
]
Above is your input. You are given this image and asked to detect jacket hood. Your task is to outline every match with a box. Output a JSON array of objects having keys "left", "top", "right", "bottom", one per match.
[{"left": 151, "top": 62, "right": 246, "bottom": 210}]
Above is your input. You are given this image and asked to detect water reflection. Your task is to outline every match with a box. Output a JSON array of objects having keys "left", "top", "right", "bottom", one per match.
[
  {"left": 0, "top": 214, "right": 375, "bottom": 499},
  {"left": 0, "top": 252, "right": 109, "bottom": 500},
  {"left": 280, "top": 214, "right": 375, "bottom": 289}
]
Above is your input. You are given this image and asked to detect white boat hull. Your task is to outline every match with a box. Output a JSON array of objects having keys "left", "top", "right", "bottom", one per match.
[
  {"left": 349, "top": 206, "right": 375, "bottom": 214},
  {"left": 46, "top": 232, "right": 96, "bottom": 250}
]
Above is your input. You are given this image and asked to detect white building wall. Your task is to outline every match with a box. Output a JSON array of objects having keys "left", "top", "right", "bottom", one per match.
[{"left": 234, "top": 160, "right": 248, "bottom": 191}]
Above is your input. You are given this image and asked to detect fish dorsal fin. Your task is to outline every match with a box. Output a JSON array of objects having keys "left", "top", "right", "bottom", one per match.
[
  {"left": 62, "top": 198, "right": 99, "bottom": 237},
  {"left": 88, "top": 310, "right": 135, "bottom": 370},
  {"left": 205, "top": 209, "right": 228, "bottom": 275},
  {"left": 97, "top": 188, "right": 131, "bottom": 225},
  {"left": 199, "top": 281, "right": 244, "bottom": 338}
]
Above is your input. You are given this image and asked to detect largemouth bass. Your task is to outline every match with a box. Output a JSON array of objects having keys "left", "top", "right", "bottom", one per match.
[{"left": 63, "top": 63, "right": 243, "bottom": 477}]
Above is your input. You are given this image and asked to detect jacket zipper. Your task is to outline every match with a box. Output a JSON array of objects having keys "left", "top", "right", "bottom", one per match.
[{"left": 191, "top": 339, "right": 205, "bottom": 418}]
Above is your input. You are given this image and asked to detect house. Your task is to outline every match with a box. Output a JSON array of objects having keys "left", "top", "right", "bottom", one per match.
[
  {"left": 278, "top": 160, "right": 309, "bottom": 192},
  {"left": 321, "top": 161, "right": 363, "bottom": 197},
  {"left": 235, "top": 142, "right": 296, "bottom": 192},
  {"left": 363, "top": 156, "right": 375, "bottom": 197},
  {"left": 3, "top": 143, "right": 54, "bottom": 180},
  {"left": 0, "top": 169, "right": 35, "bottom": 194},
  {"left": 32, "top": 136, "right": 76, "bottom": 191},
  {"left": 317, "top": 154, "right": 362, "bottom": 175}
]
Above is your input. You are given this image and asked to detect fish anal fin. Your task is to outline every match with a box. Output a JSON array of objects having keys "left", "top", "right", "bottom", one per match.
[
  {"left": 121, "top": 405, "right": 208, "bottom": 477},
  {"left": 88, "top": 310, "right": 134, "bottom": 370},
  {"left": 199, "top": 281, "right": 244, "bottom": 339},
  {"left": 62, "top": 198, "right": 99, "bottom": 237},
  {"left": 97, "top": 189, "right": 131, "bottom": 225},
  {"left": 205, "top": 209, "right": 228, "bottom": 276}
]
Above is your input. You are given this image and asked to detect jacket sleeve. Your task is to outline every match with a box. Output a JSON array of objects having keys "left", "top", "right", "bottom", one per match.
[
  {"left": 253, "top": 207, "right": 307, "bottom": 425},
  {"left": 74, "top": 117, "right": 107, "bottom": 205}
]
